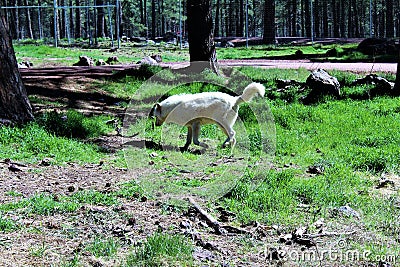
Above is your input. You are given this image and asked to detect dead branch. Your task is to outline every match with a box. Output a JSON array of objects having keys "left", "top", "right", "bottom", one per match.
[{"left": 187, "top": 197, "right": 252, "bottom": 236}]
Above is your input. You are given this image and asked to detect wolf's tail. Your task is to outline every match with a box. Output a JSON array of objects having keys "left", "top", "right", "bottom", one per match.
[{"left": 236, "top": 82, "right": 265, "bottom": 106}]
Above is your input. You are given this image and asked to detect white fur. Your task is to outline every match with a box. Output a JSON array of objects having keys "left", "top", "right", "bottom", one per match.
[{"left": 150, "top": 82, "right": 265, "bottom": 151}]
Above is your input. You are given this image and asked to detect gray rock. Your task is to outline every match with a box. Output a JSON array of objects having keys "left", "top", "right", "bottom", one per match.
[
  {"left": 336, "top": 205, "right": 360, "bottom": 219},
  {"left": 306, "top": 69, "right": 341, "bottom": 97}
]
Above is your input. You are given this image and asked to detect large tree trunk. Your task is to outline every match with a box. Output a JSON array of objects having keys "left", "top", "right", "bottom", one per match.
[
  {"left": 386, "top": 0, "right": 394, "bottom": 37},
  {"left": 0, "top": 13, "right": 33, "bottom": 124},
  {"left": 75, "top": 0, "right": 81, "bottom": 38},
  {"left": 25, "top": 0, "right": 33, "bottom": 39},
  {"left": 263, "top": 0, "right": 275, "bottom": 44},
  {"left": 291, "top": 0, "right": 297, "bottom": 36},
  {"left": 304, "top": 0, "right": 311, "bottom": 37},
  {"left": 187, "top": 0, "right": 217, "bottom": 72},
  {"left": 394, "top": 38, "right": 400, "bottom": 93},
  {"left": 151, "top": 0, "right": 156, "bottom": 38},
  {"left": 97, "top": 0, "right": 106, "bottom": 38},
  {"left": 214, "top": 0, "right": 221, "bottom": 37}
]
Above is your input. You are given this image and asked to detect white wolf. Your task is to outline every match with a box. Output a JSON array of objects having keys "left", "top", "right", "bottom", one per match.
[{"left": 149, "top": 82, "right": 265, "bottom": 151}]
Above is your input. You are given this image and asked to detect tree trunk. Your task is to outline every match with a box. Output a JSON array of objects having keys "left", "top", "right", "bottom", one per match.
[
  {"left": 291, "top": 0, "right": 297, "bottom": 36},
  {"left": 352, "top": 0, "right": 359, "bottom": 37},
  {"left": 214, "top": 0, "right": 221, "bottom": 37},
  {"left": 187, "top": 0, "right": 217, "bottom": 72},
  {"left": 69, "top": 0, "right": 74, "bottom": 39},
  {"left": 386, "top": 0, "right": 394, "bottom": 37},
  {"left": 75, "top": 0, "right": 81, "bottom": 38},
  {"left": 0, "top": 13, "right": 33, "bottom": 124},
  {"left": 239, "top": 0, "right": 244, "bottom": 37},
  {"left": 332, "top": 0, "right": 340, "bottom": 37},
  {"left": 304, "top": 0, "right": 311, "bottom": 37},
  {"left": 322, "top": 0, "right": 328, "bottom": 37},
  {"left": 25, "top": 0, "right": 33, "bottom": 39},
  {"left": 340, "top": 0, "right": 346, "bottom": 37},
  {"left": 151, "top": 0, "right": 156, "bottom": 38},
  {"left": 314, "top": 0, "right": 320, "bottom": 37},
  {"left": 263, "top": 0, "right": 275, "bottom": 44},
  {"left": 394, "top": 51, "right": 400, "bottom": 92},
  {"left": 97, "top": 0, "right": 106, "bottom": 38}
]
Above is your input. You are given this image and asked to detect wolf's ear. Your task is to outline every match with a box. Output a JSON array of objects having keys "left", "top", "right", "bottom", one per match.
[
  {"left": 154, "top": 103, "right": 161, "bottom": 115},
  {"left": 150, "top": 103, "right": 161, "bottom": 117}
]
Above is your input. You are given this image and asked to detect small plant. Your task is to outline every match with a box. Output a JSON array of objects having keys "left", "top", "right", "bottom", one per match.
[
  {"left": 30, "top": 242, "right": 47, "bottom": 258},
  {"left": 0, "top": 214, "right": 17, "bottom": 232},
  {"left": 124, "top": 232, "right": 194, "bottom": 267},
  {"left": 60, "top": 254, "right": 80, "bottom": 267},
  {"left": 115, "top": 180, "right": 143, "bottom": 199},
  {"left": 85, "top": 236, "right": 120, "bottom": 258}
]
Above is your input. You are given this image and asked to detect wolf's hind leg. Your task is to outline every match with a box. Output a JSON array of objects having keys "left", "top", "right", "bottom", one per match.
[{"left": 219, "top": 123, "right": 236, "bottom": 150}]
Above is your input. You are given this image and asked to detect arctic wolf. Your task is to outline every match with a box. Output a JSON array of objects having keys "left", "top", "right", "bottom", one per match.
[{"left": 149, "top": 82, "right": 265, "bottom": 151}]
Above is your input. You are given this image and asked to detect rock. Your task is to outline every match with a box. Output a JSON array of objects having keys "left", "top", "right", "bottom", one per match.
[
  {"left": 351, "top": 74, "right": 394, "bottom": 94},
  {"left": 151, "top": 54, "right": 162, "bottom": 63},
  {"left": 325, "top": 47, "right": 339, "bottom": 57},
  {"left": 73, "top": 55, "right": 94, "bottom": 66},
  {"left": 137, "top": 56, "right": 158, "bottom": 65},
  {"left": 163, "top": 31, "right": 177, "bottom": 42},
  {"left": 313, "top": 218, "right": 325, "bottom": 229},
  {"left": 146, "top": 39, "right": 156, "bottom": 46},
  {"left": 275, "top": 79, "right": 303, "bottom": 89},
  {"left": 306, "top": 69, "right": 341, "bottom": 97},
  {"left": 130, "top": 36, "right": 146, "bottom": 43},
  {"left": 95, "top": 59, "right": 107, "bottom": 66},
  {"left": 39, "top": 158, "right": 52, "bottom": 166},
  {"left": 106, "top": 56, "right": 119, "bottom": 65},
  {"left": 67, "top": 185, "right": 75, "bottom": 192},
  {"left": 307, "top": 164, "right": 324, "bottom": 175},
  {"left": 127, "top": 217, "right": 136, "bottom": 226},
  {"left": 220, "top": 40, "right": 234, "bottom": 48},
  {"left": 357, "top": 38, "right": 397, "bottom": 55},
  {"left": 294, "top": 49, "right": 304, "bottom": 58},
  {"left": 8, "top": 164, "right": 23, "bottom": 172},
  {"left": 334, "top": 205, "right": 360, "bottom": 219}
]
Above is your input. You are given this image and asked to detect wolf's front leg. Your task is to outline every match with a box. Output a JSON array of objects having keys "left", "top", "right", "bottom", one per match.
[
  {"left": 192, "top": 121, "right": 209, "bottom": 149},
  {"left": 180, "top": 126, "right": 193, "bottom": 152}
]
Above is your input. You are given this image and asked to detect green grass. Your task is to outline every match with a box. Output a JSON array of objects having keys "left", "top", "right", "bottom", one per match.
[
  {"left": 0, "top": 190, "right": 119, "bottom": 216},
  {"left": 0, "top": 214, "right": 18, "bottom": 232},
  {"left": 0, "top": 193, "right": 80, "bottom": 215},
  {"left": 71, "top": 190, "right": 119, "bottom": 206},
  {"left": 0, "top": 110, "right": 115, "bottom": 164},
  {"left": 14, "top": 42, "right": 382, "bottom": 68},
  {"left": 37, "top": 110, "right": 114, "bottom": 139},
  {"left": 85, "top": 236, "right": 120, "bottom": 258},
  {"left": 124, "top": 232, "right": 194, "bottom": 267}
]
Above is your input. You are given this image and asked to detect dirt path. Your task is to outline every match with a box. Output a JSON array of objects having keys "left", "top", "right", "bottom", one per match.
[
  {"left": 219, "top": 59, "right": 397, "bottom": 73},
  {"left": 19, "top": 60, "right": 397, "bottom": 81}
]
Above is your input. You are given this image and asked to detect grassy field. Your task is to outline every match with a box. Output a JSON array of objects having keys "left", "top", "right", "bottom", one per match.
[{"left": 1, "top": 43, "right": 400, "bottom": 265}]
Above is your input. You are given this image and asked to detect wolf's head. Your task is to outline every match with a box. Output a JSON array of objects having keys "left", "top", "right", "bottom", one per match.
[{"left": 149, "top": 103, "right": 165, "bottom": 128}]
